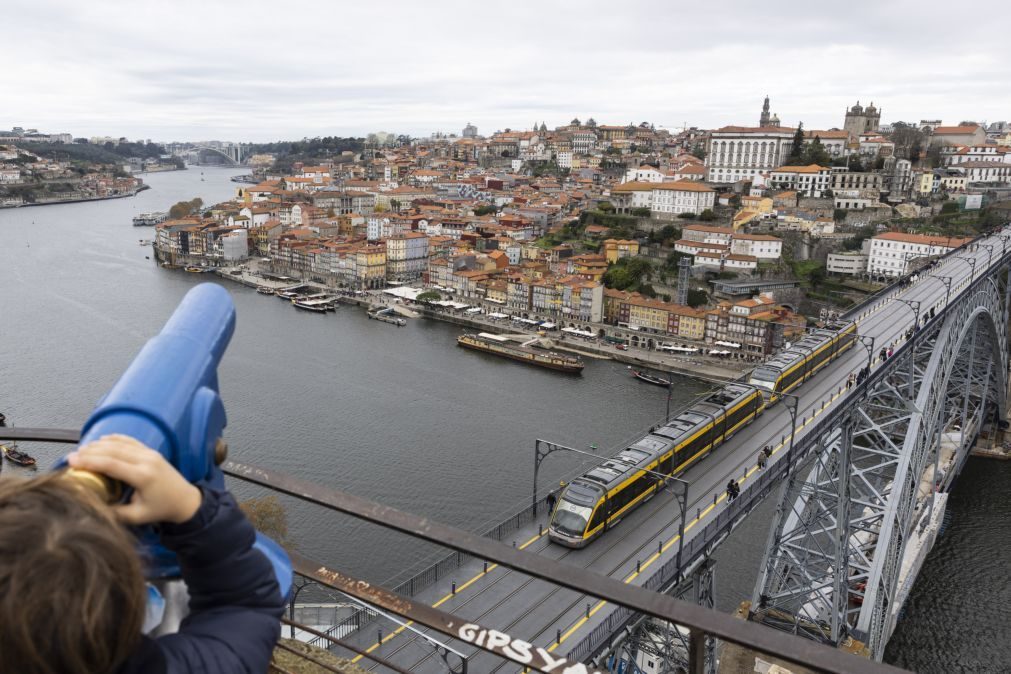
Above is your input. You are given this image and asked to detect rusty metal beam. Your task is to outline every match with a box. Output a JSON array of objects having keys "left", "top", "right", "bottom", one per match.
[
  {"left": 290, "top": 551, "right": 600, "bottom": 674},
  {"left": 0, "top": 428, "right": 905, "bottom": 674}
]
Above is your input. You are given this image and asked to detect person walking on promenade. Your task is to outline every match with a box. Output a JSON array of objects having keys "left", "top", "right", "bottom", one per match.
[{"left": 726, "top": 480, "right": 737, "bottom": 503}]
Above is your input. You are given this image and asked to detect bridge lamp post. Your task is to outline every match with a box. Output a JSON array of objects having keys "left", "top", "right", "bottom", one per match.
[
  {"left": 930, "top": 274, "right": 953, "bottom": 306},
  {"left": 964, "top": 256, "right": 977, "bottom": 283},
  {"left": 901, "top": 252, "right": 923, "bottom": 276},
  {"left": 655, "top": 476, "right": 690, "bottom": 583},
  {"left": 776, "top": 392, "right": 801, "bottom": 477},
  {"left": 857, "top": 334, "right": 875, "bottom": 371},
  {"left": 890, "top": 298, "right": 921, "bottom": 330},
  {"left": 978, "top": 243, "right": 995, "bottom": 270},
  {"left": 533, "top": 439, "right": 599, "bottom": 517}
]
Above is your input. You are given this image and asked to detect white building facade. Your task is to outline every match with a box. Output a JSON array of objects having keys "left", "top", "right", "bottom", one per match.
[
  {"left": 650, "top": 181, "right": 715, "bottom": 217},
  {"left": 706, "top": 126, "right": 796, "bottom": 183},
  {"left": 867, "top": 232, "right": 970, "bottom": 277}
]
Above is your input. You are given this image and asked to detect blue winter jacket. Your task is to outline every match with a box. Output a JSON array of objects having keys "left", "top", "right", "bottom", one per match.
[{"left": 118, "top": 486, "right": 285, "bottom": 673}]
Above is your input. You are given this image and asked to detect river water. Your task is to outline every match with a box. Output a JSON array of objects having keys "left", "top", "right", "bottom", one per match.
[{"left": 0, "top": 167, "right": 1005, "bottom": 670}]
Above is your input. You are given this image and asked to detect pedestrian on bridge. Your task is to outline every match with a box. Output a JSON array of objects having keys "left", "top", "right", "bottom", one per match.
[
  {"left": 545, "top": 490, "right": 557, "bottom": 515},
  {"left": 879, "top": 347, "right": 887, "bottom": 362},
  {"left": 726, "top": 480, "right": 739, "bottom": 502}
]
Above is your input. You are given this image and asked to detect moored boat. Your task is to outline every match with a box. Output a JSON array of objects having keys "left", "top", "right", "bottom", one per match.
[
  {"left": 629, "top": 367, "right": 672, "bottom": 387},
  {"left": 2, "top": 443, "right": 37, "bottom": 467},
  {"left": 368, "top": 308, "right": 406, "bottom": 326},
  {"left": 457, "top": 333, "right": 583, "bottom": 373},
  {"left": 292, "top": 300, "right": 330, "bottom": 313},
  {"left": 256, "top": 286, "right": 276, "bottom": 295},
  {"left": 132, "top": 212, "right": 167, "bottom": 226}
]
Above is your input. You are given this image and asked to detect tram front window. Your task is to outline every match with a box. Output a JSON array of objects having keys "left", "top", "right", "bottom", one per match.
[
  {"left": 552, "top": 499, "right": 592, "bottom": 536},
  {"left": 748, "top": 366, "right": 780, "bottom": 392}
]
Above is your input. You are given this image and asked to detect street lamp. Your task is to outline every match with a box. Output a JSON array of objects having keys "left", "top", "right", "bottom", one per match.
[
  {"left": 776, "top": 392, "right": 801, "bottom": 474},
  {"left": 979, "top": 243, "right": 995, "bottom": 270},
  {"left": 533, "top": 439, "right": 599, "bottom": 517},
  {"left": 656, "top": 477, "right": 690, "bottom": 583},
  {"left": 930, "top": 274, "right": 953, "bottom": 305},
  {"left": 890, "top": 297, "right": 921, "bottom": 330},
  {"left": 901, "top": 251, "right": 923, "bottom": 276},
  {"left": 289, "top": 576, "right": 316, "bottom": 638},
  {"left": 857, "top": 334, "right": 876, "bottom": 371}
]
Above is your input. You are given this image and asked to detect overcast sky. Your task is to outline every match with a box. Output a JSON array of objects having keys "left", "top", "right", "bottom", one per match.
[{"left": 5, "top": 0, "right": 1010, "bottom": 143}]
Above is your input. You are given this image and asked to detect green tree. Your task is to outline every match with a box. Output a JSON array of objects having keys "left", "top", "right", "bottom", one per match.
[
  {"left": 678, "top": 212, "right": 697, "bottom": 220},
  {"left": 416, "top": 290, "right": 442, "bottom": 302},
  {"left": 698, "top": 209, "right": 716, "bottom": 221},
  {"left": 804, "top": 136, "right": 830, "bottom": 166},
  {"left": 649, "top": 224, "right": 679, "bottom": 244},
  {"left": 390, "top": 198, "right": 401, "bottom": 213},
  {"left": 598, "top": 201, "right": 615, "bottom": 212},
  {"left": 630, "top": 207, "right": 652, "bottom": 217},
  {"left": 602, "top": 257, "right": 653, "bottom": 291},
  {"left": 686, "top": 288, "right": 708, "bottom": 308},
  {"left": 833, "top": 208, "right": 848, "bottom": 222},
  {"left": 474, "top": 204, "right": 497, "bottom": 216},
  {"left": 809, "top": 265, "right": 827, "bottom": 289},
  {"left": 787, "top": 123, "right": 805, "bottom": 164}
]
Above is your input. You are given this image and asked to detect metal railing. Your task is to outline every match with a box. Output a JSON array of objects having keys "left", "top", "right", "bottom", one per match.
[
  {"left": 309, "top": 493, "right": 552, "bottom": 648},
  {"left": 1, "top": 425, "right": 906, "bottom": 673}
]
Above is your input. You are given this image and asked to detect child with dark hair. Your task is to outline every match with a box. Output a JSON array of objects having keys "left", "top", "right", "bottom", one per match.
[{"left": 0, "top": 434, "right": 285, "bottom": 673}]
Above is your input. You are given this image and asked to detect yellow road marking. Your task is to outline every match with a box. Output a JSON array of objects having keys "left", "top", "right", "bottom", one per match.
[{"left": 351, "top": 529, "right": 547, "bottom": 661}]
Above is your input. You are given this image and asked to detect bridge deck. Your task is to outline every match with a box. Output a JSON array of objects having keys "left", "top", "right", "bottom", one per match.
[{"left": 331, "top": 235, "right": 1002, "bottom": 672}]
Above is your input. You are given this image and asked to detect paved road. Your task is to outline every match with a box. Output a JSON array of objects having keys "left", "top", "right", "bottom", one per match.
[{"left": 335, "top": 231, "right": 1010, "bottom": 672}]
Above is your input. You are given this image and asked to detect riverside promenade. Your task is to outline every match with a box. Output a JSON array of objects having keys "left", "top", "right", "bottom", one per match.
[{"left": 201, "top": 262, "right": 749, "bottom": 383}]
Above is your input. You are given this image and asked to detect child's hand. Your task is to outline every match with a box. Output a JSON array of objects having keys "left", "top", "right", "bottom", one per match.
[{"left": 67, "top": 434, "right": 203, "bottom": 525}]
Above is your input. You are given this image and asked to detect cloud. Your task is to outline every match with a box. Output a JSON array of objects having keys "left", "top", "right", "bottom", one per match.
[{"left": 3, "top": 0, "right": 1010, "bottom": 141}]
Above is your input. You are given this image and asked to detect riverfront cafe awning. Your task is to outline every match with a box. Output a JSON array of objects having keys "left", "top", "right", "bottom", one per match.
[
  {"left": 383, "top": 286, "right": 425, "bottom": 301},
  {"left": 714, "top": 340, "right": 742, "bottom": 348}
]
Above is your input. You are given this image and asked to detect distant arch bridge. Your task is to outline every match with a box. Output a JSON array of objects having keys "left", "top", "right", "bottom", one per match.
[{"left": 193, "top": 143, "right": 247, "bottom": 166}]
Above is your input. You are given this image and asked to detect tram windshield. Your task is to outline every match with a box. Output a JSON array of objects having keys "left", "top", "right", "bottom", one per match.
[
  {"left": 748, "top": 366, "right": 780, "bottom": 391},
  {"left": 552, "top": 499, "right": 592, "bottom": 536}
]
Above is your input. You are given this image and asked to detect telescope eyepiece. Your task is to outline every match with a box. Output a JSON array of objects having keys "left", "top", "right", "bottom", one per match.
[{"left": 63, "top": 468, "right": 124, "bottom": 504}]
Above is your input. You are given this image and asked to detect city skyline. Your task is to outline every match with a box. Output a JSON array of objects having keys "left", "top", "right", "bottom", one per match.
[{"left": 5, "top": 0, "right": 1011, "bottom": 142}]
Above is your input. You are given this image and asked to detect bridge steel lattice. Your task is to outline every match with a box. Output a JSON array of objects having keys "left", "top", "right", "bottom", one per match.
[{"left": 751, "top": 248, "right": 1010, "bottom": 660}]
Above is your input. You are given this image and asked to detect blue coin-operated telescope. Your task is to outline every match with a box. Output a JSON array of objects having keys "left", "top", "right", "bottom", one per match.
[{"left": 57, "top": 283, "right": 291, "bottom": 594}]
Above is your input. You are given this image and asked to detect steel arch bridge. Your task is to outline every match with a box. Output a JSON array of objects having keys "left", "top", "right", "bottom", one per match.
[
  {"left": 751, "top": 245, "right": 1010, "bottom": 660},
  {"left": 194, "top": 143, "right": 245, "bottom": 165}
]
